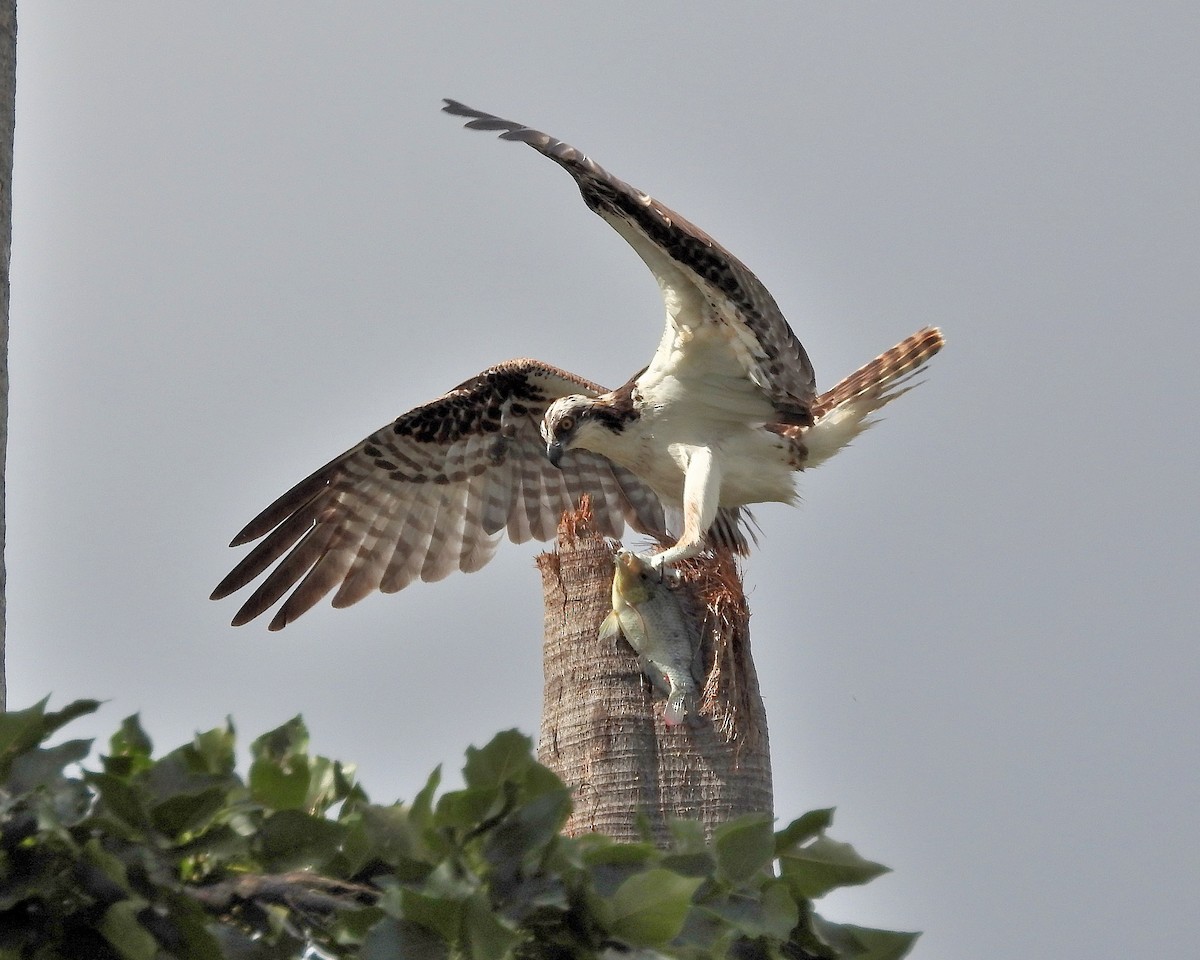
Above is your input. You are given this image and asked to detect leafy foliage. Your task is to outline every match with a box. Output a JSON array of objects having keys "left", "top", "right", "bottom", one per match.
[{"left": 0, "top": 699, "right": 916, "bottom": 959}]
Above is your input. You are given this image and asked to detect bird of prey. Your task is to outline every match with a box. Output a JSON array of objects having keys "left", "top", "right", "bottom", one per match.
[{"left": 212, "top": 100, "right": 945, "bottom": 630}]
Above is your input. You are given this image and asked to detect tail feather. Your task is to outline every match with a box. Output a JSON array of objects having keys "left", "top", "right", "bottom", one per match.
[{"left": 802, "top": 327, "right": 945, "bottom": 468}]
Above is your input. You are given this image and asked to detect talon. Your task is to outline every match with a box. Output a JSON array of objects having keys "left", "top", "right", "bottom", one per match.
[{"left": 645, "top": 553, "right": 681, "bottom": 585}]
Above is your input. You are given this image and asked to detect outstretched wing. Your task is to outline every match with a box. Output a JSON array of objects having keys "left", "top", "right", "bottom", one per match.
[
  {"left": 443, "top": 99, "right": 816, "bottom": 426},
  {"left": 212, "top": 360, "right": 669, "bottom": 630}
]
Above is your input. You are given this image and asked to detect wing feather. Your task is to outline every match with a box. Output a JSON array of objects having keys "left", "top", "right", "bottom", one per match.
[
  {"left": 609, "top": 462, "right": 670, "bottom": 539},
  {"left": 520, "top": 438, "right": 560, "bottom": 543},
  {"left": 457, "top": 432, "right": 503, "bottom": 572},
  {"left": 443, "top": 99, "right": 816, "bottom": 425},
  {"left": 232, "top": 521, "right": 336, "bottom": 628},
  {"left": 214, "top": 359, "right": 670, "bottom": 627},
  {"left": 477, "top": 455, "right": 514, "bottom": 536},
  {"left": 381, "top": 484, "right": 441, "bottom": 594}
]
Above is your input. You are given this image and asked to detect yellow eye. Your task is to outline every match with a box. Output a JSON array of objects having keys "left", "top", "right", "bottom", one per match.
[{"left": 555, "top": 415, "right": 575, "bottom": 435}]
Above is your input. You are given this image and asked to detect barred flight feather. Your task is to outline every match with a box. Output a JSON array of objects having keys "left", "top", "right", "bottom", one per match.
[{"left": 214, "top": 103, "right": 943, "bottom": 629}]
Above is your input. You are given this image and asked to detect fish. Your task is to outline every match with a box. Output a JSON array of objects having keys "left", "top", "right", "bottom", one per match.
[{"left": 599, "top": 549, "right": 705, "bottom": 727}]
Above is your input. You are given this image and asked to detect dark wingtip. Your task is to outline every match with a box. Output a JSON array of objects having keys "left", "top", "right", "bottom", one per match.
[
  {"left": 210, "top": 571, "right": 243, "bottom": 602},
  {"left": 229, "top": 607, "right": 256, "bottom": 628},
  {"left": 442, "top": 99, "right": 526, "bottom": 137},
  {"left": 441, "top": 97, "right": 473, "bottom": 116}
]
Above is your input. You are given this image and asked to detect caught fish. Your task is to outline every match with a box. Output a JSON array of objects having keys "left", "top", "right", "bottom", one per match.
[{"left": 599, "top": 549, "right": 705, "bottom": 727}]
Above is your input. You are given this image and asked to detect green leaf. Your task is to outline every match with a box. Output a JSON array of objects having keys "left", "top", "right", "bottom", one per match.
[
  {"left": 109, "top": 714, "right": 154, "bottom": 763},
  {"left": 520, "top": 759, "right": 569, "bottom": 801},
  {"left": 345, "top": 803, "right": 421, "bottom": 873},
  {"left": 700, "top": 881, "right": 798, "bottom": 941},
  {"left": 185, "top": 721, "right": 238, "bottom": 775},
  {"left": 606, "top": 868, "right": 704, "bottom": 946},
  {"left": 0, "top": 698, "right": 99, "bottom": 777},
  {"left": 807, "top": 914, "right": 919, "bottom": 959},
  {"left": 484, "top": 786, "right": 571, "bottom": 876},
  {"left": 335, "top": 759, "right": 368, "bottom": 810},
  {"left": 99, "top": 900, "right": 158, "bottom": 960},
  {"left": 775, "top": 807, "right": 835, "bottom": 854},
  {"left": 362, "top": 917, "right": 451, "bottom": 960},
  {"left": 435, "top": 784, "right": 506, "bottom": 831},
  {"left": 78, "top": 839, "right": 135, "bottom": 903},
  {"left": 257, "top": 809, "right": 346, "bottom": 872},
  {"left": 839, "top": 924, "right": 921, "bottom": 960},
  {"left": 152, "top": 785, "right": 230, "bottom": 838},
  {"left": 713, "top": 812, "right": 775, "bottom": 886},
  {"left": 139, "top": 889, "right": 228, "bottom": 960},
  {"left": 251, "top": 715, "right": 309, "bottom": 760},
  {"left": 667, "top": 816, "right": 709, "bottom": 854},
  {"left": 0, "top": 697, "right": 50, "bottom": 777},
  {"left": 761, "top": 879, "right": 802, "bottom": 940},
  {"left": 8, "top": 739, "right": 91, "bottom": 800},
  {"left": 331, "top": 904, "right": 387, "bottom": 945},
  {"left": 249, "top": 752, "right": 310, "bottom": 811},
  {"left": 400, "top": 888, "right": 465, "bottom": 940},
  {"left": 464, "top": 891, "right": 520, "bottom": 959},
  {"left": 175, "top": 823, "right": 251, "bottom": 863},
  {"left": 102, "top": 716, "right": 154, "bottom": 778},
  {"left": 462, "top": 730, "right": 534, "bottom": 790},
  {"left": 411, "top": 765, "right": 441, "bottom": 824},
  {"left": 423, "top": 859, "right": 480, "bottom": 901},
  {"left": 87, "top": 771, "right": 155, "bottom": 835},
  {"left": 583, "top": 840, "right": 660, "bottom": 898},
  {"left": 660, "top": 851, "right": 715, "bottom": 877},
  {"left": 303, "top": 755, "right": 343, "bottom": 814},
  {"left": 780, "top": 836, "right": 890, "bottom": 900},
  {"left": 249, "top": 717, "right": 351, "bottom": 818},
  {"left": 582, "top": 839, "right": 657, "bottom": 868},
  {"left": 209, "top": 923, "right": 299, "bottom": 959}
]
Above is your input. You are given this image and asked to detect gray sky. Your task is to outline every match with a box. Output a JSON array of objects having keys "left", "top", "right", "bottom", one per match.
[{"left": 9, "top": 4, "right": 1198, "bottom": 956}]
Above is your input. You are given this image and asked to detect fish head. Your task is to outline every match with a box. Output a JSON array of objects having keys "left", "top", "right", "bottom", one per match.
[{"left": 613, "top": 549, "right": 661, "bottom": 605}]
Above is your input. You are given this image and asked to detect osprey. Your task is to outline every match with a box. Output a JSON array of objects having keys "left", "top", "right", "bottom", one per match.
[{"left": 212, "top": 100, "right": 944, "bottom": 630}]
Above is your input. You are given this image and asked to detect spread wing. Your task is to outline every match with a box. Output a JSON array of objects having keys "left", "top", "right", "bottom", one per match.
[
  {"left": 212, "top": 360, "right": 669, "bottom": 630},
  {"left": 443, "top": 99, "right": 816, "bottom": 426}
]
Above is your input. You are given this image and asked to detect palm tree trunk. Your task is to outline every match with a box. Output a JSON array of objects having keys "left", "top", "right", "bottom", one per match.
[{"left": 537, "top": 501, "right": 772, "bottom": 844}]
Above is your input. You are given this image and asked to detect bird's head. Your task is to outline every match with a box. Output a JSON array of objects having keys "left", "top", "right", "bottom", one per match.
[{"left": 541, "top": 395, "right": 602, "bottom": 466}]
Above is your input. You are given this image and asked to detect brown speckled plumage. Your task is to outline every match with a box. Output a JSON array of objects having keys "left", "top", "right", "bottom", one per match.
[{"left": 213, "top": 103, "right": 944, "bottom": 629}]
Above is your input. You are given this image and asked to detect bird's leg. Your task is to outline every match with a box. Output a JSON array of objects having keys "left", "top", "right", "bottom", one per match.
[{"left": 646, "top": 445, "right": 720, "bottom": 574}]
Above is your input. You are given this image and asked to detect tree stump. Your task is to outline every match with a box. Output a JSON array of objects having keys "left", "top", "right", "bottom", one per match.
[{"left": 537, "top": 501, "right": 773, "bottom": 844}]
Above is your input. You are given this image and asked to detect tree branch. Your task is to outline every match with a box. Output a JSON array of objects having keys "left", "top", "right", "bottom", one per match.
[{"left": 185, "top": 870, "right": 378, "bottom": 923}]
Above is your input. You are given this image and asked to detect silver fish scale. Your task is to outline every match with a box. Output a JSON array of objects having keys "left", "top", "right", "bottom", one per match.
[{"left": 601, "top": 551, "right": 705, "bottom": 727}]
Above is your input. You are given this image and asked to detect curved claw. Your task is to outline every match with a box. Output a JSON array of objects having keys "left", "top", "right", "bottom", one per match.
[{"left": 643, "top": 551, "right": 682, "bottom": 585}]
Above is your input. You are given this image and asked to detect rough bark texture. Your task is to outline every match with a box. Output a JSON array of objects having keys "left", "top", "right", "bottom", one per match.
[
  {"left": 537, "top": 502, "right": 772, "bottom": 845},
  {"left": 0, "top": 2, "right": 15, "bottom": 711}
]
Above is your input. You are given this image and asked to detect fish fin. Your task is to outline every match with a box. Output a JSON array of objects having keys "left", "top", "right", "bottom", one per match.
[
  {"left": 598, "top": 611, "right": 622, "bottom": 643},
  {"left": 639, "top": 657, "right": 673, "bottom": 696},
  {"left": 663, "top": 689, "right": 689, "bottom": 727}
]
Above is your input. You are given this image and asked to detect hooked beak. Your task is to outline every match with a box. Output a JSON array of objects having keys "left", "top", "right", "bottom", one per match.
[{"left": 546, "top": 440, "right": 564, "bottom": 468}]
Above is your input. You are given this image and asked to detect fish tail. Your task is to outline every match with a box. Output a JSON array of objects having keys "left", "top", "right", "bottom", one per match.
[{"left": 663, "top": 691, "right": 688, "bottom": 727}]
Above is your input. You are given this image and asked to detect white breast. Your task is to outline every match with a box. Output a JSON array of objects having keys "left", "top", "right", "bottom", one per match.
[{"left": 583, "top": 411, "right": 798, "bottom": 511}]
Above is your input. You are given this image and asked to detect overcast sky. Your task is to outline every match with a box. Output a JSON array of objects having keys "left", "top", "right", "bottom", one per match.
[{"left": 8, "top": 4, "right": 1199, "bottom": 957}]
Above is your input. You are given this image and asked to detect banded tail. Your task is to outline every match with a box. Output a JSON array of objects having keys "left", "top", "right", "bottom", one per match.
[{"left": 803, "top": 326, "right": 945, "bottom": 468}]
